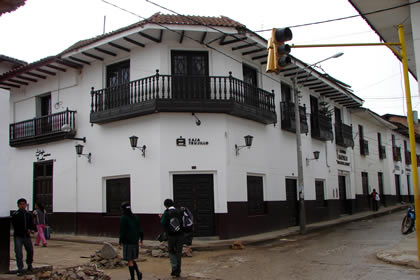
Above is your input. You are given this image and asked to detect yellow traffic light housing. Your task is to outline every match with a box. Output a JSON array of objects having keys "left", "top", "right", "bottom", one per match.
[{"left": 266, "top": 28, "right": 293, "bottom": 73}]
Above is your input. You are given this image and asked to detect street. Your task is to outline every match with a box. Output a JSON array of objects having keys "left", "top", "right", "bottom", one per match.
[{"left": 9, "top": 210, "right": 420, "bottom": 279}]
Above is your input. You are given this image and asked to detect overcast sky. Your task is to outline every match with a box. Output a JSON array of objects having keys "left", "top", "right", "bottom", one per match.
[{"left": 0, "top": 0, "right": 418, "bottom": 116}]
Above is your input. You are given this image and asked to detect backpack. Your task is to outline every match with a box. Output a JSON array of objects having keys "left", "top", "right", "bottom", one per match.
[
  {"left": 167, "top": 209, "right": 182, "bottom": 234},
  {"left": 181, "top": 207, "right": 194, "bottom": 230},
  {"left": 375, "top": 193, "right": 380, "bottom": 201}
]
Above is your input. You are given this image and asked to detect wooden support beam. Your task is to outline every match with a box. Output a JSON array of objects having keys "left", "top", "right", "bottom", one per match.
[
  {"left": 219, "top": 35, "right": 226, "bottom": 45},
  {"left": 325, "top": 94, "right": 342, "bottom": 99},
  {"left": 82, "top": 52, "right": 104, "bottom": 61},
  {"left": 36, "top": 68, "right": 56, "bottom": 76},
  {"left": 8, "top": 79, "right": 28, "bottom": 85},
  {"left": 68, "top": 56, "right": 90, "bottom": 65},
  {"left": 179, "top": 30, "right": 185, "bottom": 44},
  {"left": 279, "top": 66, "right": 299, "bottom": 73},
  {"left": 0, "top": 87, "right": 10, "bottom": 90},
  {"left": 242, "top": 48, "right": 265, "bottom": 56},
  {"left": 308, "top": 85, "right": 330, "bottom": 90},
  {"left": 16, "top": 75, "right": 37, "bottom": 82},
  {"left": 108, "top": 42, "right": 130, "bottom": 52},
  {"left": 123, "top": 37, "right": 145, "bottom": 47},
  {"left": 232, "top": 42, "right": 258, "bottom": 51},
  {"left": 220, "top": 37, "right": 248, "bottom": 46},
  {"left": 284, "top": 70, "right": 308, "bottom": 77},
  {"left": 138, "top": 30, "right": 163, "bottom": 43},
  {"left": 56, "top": 59, "right": 83, "bottom": 69},
  {"left": 297, "top": 77, "right": 317, "bottom": 83},
  {"left": 321, "top": 90, "right": 341, "bottom": 96},
  {"left": 26, "top": 72, "right": 46, "bottom": 79},
  {"left": 95, "top": 47, "right": 117, "bottom": 57},
  {"left": 261, "top": 61, "right": 267, "bottom": 65},
  {"left": 46, "top": 64, "right": 66, "bottom": 72},
  {"left": 315, "top": 87, "right": 336, "bottom": 93},
  {"left": 252, "top": 54, "right": 267, "bottom": 60},
  {"left": 302, "top": 81, "right": 323, "bottom": 87},
  {"left": 0, "top": 82, "right": 20, "bottom": 88},
  {"left": 200, "top": 32, "right": 207, "bottom": 44}
]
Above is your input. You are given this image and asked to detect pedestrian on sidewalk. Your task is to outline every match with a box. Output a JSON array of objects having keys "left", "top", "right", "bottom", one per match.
[
  {"left": 33, "top": 203, "right": 48, "bottom": 247},
  {"left": 118, "top": 201, "right": 144, "bottom": 280},
  {"left": 371, "top": 189, "right": 379, "bottom": 211},
  {"left": 11, "top": 198, "right": 36, "bottom": 276},
  {"left": 160, "top": 198, "right": 184, "bottom": 278}
]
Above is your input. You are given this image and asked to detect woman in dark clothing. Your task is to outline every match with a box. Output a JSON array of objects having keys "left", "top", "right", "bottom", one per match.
[{"left": 119, "top": 201, "right": 144, "bottom": 280}]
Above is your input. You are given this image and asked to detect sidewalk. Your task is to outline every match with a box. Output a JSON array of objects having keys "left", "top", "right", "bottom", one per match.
[
  {"left": 50, "top": 204, "right": 406, "bottom": 251},
  {"left": 377, "top": 232, "right": 420, "bottom": 269}
]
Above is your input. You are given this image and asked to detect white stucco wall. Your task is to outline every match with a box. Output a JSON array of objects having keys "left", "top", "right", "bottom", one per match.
[{"left": 0, "top": 90, "right": 9, "bottom": 217}]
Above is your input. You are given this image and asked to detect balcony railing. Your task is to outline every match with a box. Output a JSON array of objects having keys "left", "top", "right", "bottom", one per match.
[
  {"left": 360, "top": 139, "right": 369, "bottom": 156},
  {"left": 335, "top": 122, "right": 353, "bottom": 148},
  {"left": 10, "top": 109, "right": 77, "bottom": 147},
  {"left": 393, "top": 146, "right": 402, "bottom": 161},
  {"left": 310, "top": 112, "right": 333, "bottom": 141},
  {"left": 90, "top": 71, "right": 276, "bottom": 124},
  {"left": 405, "top": 151, "right": 411, "bottom": 165},
  {"left": 280, "top": 101, "right": 308, "bottom": 134},
  {"left": 379, "top": 145, "right": 386, "bottom": 159}
]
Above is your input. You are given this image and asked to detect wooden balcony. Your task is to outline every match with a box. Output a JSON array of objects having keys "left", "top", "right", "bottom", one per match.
[
  {"left": 310, "top": 112, "right": 333, "bottom": 141},
  {"left": 10, "top": 109, "right": 77, "bottom": 147},
  {"left": 393, "top": 146, "right": 402, "bottom": 161},
  {"left": 379, "top": 145, "right": 386, "bottom": 159},
  {"left": 90, "top": 71, "right": 277, "bottom": 124},
  {"left": 335, "top": 122, "right": 353, "bottom": 148},
  {"left": 280, "top": 101, "right": 308, "bottom": 134},
  {"left": 360, "top": 139, "right": 369, "bottom": 156}
]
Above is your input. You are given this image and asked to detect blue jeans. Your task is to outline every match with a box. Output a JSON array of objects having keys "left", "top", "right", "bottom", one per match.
[{"left": 14, "top": 236, "right": 33, "bottom": 272}]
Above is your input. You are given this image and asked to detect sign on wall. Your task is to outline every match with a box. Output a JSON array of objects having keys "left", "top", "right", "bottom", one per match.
[
  {"left": 176, "top": 136, "right": 209, "bottom": 146},
  {"left": 336, "top": 149, "right": 350, "bottom": 166}
]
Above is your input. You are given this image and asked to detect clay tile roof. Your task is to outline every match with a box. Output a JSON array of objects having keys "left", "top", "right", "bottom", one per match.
[
  {"left": 0, "top": 54, "right": 27, "bottom": 67},
  {"left": 61, "top": 13, "right": 247, "bottom": 55},
  {"left": 0, "top": 0, "right": 26, "bottom": 16}
]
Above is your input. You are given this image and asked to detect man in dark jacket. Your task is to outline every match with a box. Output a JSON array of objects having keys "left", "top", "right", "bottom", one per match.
[
  {"left": 160, "top": 199, "right": 184, "bottom": 278},
  {"left": 12, "top": 198, "right": 36, "bottom": 276}
]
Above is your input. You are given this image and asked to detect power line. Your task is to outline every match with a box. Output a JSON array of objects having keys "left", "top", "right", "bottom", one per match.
[{"left": 254, "top": 1, "right": 420, "bottom": 32}]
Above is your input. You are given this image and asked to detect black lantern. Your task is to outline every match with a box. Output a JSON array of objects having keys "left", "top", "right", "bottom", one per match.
[
  {"left": 306, "top": 150, "right": 320, "bottom": 165},
  {"left": 235, "top": 135, "right": 254, "bottom": 156},
  {"left": 75, "top": 144, "right": 91, "bottom": 162},
  {"left": 129, "top": 135, "right": 139, "bottom": 150},
  {"left": 129, "top": 135, "right": 146, "bottom": 157}
]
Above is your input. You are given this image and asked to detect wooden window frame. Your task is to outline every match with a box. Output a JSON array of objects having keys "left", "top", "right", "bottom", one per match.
[
  {"left": 315, "top": 180, "right": 327, "bottom": 208},
  {"left": 105, "top": 177, "right": 131, "bottom": 216},
  {"left": 247, "top": 175, "right": 266, "bottom": 216}
]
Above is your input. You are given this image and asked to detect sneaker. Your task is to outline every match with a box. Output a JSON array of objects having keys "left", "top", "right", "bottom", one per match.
[
  {"left": 42, "top": 244, "right": 47, "bottom": 247},
  {"left": 27, "top": 265, "right": 33, "bottom": 273},
  {"left": 34, "top": 244, "right": 39, "bottom": 246},
  {"left": 16, "top": 271, "right": 24, "bottom": 276}
]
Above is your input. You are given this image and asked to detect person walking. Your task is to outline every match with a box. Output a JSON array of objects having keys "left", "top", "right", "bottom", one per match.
[
  {"left": 119, "top": 202, "right": 144, "bottom": 280},
  {"left": 160, "top": 198, "right": 184, "bottom": 278},
  {"left": 371, "top": 189, "right": 378, "bottom": 211},
  {"left": 11, "top": 198, "right": 36, "bottom": 276},
  {"left": 33, "top": 203, "right": 48, "bottom": 247}
]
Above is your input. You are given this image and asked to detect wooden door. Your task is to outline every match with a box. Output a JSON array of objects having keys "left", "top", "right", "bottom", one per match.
[
  {"left": 285, "top": 178, "right": 299, "bottom": 226},
  {"left": 243, "top": 64, "right": 258, "bottom": 106},
  {"left": 33, "top": 161, "right": 53, "bottom": 212},
  {"left": 395, "top": 174, "right": 401, "bottom": 203},
  {"left": 106, "top": 60, "right": 130, "bottom": 108},
  {"left": 378, "top": 172, "right": 385, "bottom": 206},
  {"left": 173, "top": 174, "right": 215, "bottom": 237},
  {"left": 338, "top": 176, "right": 347, "bottom": 214}
]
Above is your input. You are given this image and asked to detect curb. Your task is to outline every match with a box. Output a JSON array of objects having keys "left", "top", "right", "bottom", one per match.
[
  {"left": 376, "top": 250, "right": 420, "bottom": 269},
  {"left": 45, "top": 205, "right": 407, "bottom": 251}
]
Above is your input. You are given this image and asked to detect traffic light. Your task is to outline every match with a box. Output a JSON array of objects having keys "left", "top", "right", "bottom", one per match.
[{"left": 266, "top": 28, "right": 293, "bottom": 73}]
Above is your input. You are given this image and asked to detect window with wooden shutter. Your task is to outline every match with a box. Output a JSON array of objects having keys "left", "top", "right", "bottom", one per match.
[
  {"left": 247, "top": 176, "right": 266, "bottom": 216},
  {"left": 106, "top": 178, "right": 130, "bottom": 216},
  {"left": 315, "top": 180, "right": 326, "bottom": 207}
]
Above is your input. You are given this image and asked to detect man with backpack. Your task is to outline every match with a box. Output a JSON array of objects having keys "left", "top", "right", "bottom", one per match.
[{"left": 160, "top": 199, "right": 184, "bottom": 278}]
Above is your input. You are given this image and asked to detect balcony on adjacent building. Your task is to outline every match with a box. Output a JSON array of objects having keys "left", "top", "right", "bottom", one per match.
[
  {"left": 335, "top": 122, "right": 353, "bottom": 148},
  {"left": 90, "top": 71, "right": 277, "bottom": 125},
  {"left": 379, "top": 145, "right": 386, "bottom": 159},
  {"left": 280, "top": 101, "right": 308, "bottom": 134},
  {"left": 393, "top": 146, "right": 402, "bottom": 161},
  {"left": 310, "top": 112, "right": 333, "bottom": 141},
  {"left": 10, "top": 109, "right": 77, "bottom": 147},
  {"left": 360, "top": 139, "right": 369, "bottom": 156}
]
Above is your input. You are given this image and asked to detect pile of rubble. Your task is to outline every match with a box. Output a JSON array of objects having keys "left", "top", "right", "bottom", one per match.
[
  {"left": 90, "top": 242, "right": 126, "bottom": 269},
  {"left": 145, "top": 243, "right": 193, "bottom": 258},
  {"left": 37, "top": 265, "right": 110, "bottom": 280}
]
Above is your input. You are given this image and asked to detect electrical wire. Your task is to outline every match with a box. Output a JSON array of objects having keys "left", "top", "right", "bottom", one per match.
[{"left": 254, "top": 1, "right": 420, "bottom": 32}]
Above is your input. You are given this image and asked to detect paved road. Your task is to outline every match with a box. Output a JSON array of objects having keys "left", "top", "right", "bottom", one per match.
[
  {"left": 7, "top": 210, "right": 420, "bottom": 279},
  {"left": 180, "top": 211, "right": 420, "bottom": 280}
]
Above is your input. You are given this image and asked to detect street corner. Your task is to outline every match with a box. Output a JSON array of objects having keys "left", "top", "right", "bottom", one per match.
[{"left": 376, "top": 250, "right": 420, "bottom": 269}]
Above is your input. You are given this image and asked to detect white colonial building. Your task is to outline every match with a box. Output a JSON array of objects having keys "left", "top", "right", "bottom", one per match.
[{"left": 0, "top": 14, "right": 414, "bottom": 239}]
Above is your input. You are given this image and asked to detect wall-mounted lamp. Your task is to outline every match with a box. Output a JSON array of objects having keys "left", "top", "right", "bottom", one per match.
[
  {"left": 192, "top": 113, "right": 201, "bottom": 126},
  {"left": 306, "top": 151, "right": 320, "bottom": 165},
  {"left": 129, "top": 135, "right": 146, "bottom": 157},
  {"left": 61, "top": 124, "right": 86, "bottom": 143},
  {"left": 75, "top": 144, "right": 91, "bottom": 163},
  {"left": 235, "top": 135, "right": 253, "bottom": 156}
]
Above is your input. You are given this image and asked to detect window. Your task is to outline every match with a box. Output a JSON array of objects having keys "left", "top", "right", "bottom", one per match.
[
  {"left": 361, "top": 172, "right": 369, "bottom": 195},
  {"left": 315, "top": 180, "right": 326, "bottom": 207},
  {"left": 247, "top": 176, "right": 266, "bottom": 215},
  {"left": 378, "top": 133, "right": 386, "bottom": 159},
  {"left": 359, "top": 125, "right": 369, "bottom": 156},
  {"left": 106, "top": 178, "right": 130, "bottom": 215},
  {"left": 334, "top": 107, "right": 342, "bottom": 124},
  {"left": 281, "top": 82, "right": 292, "bottom": 102},
  {"left": 106, "top": 60, "right": 130, "bottom": 108}
]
